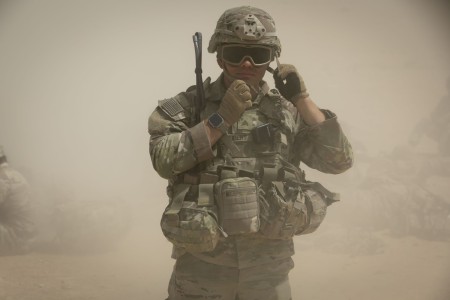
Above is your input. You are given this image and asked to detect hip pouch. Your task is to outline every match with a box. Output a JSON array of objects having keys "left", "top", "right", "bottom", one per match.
[
  {"left": 214, "top": 177, "right": 260, "bottom": 235},
  {"left": 160, "top": 183, "right": 221, "bottom": 253},
  {"left": 259, "top": 181, "right": 309, "bottom": 240},
  {"left": 298, "top": 181, "right": 339, "bottom": 235},
  {"left": 299, "top": 188, "right": 329, "bottom": 235}
]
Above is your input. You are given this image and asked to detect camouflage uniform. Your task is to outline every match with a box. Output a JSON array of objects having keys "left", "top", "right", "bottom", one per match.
[
  {"left": 148, "top": 6, "right": 353, "bottom": 300},
  {"left": 0, "top": 148, "right": 35, "bottom": 255}
]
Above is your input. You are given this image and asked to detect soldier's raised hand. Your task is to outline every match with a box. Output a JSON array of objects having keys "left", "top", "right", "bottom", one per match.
[
  {"left": 218, "top": 80, "right": 252, "bottom": 125},
  {"left": 273, "top": 64, "right": 309, "bottom": 104}
]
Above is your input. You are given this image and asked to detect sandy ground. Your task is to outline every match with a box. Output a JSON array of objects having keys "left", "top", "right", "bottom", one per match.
[
  {"left": 1, "top": 1, "right": 449, "bottom": 300},
  {"left": 1, "top": 214, "right": 449, "bottom": 300}
]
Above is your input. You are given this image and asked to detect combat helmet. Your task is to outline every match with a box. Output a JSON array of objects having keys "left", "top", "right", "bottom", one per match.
[{"left": 208, "top": 6, "right": 282, "bottom": 57}]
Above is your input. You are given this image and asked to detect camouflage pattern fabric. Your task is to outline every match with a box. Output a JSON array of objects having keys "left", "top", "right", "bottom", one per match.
[
  {"left": 148, "top": 74, "right": 353, "bottom": 181},
  {"left": 207, "top": 6, "right": 282, "bottom": 55},
  {"left": 161, "top": 200, "right": 221, "bottom": 253},
  {"left": 149, "top": 71, "right": 353, "bottom": 299},
  {"left": 168, "top": 253, "right": 293, "bottom": 300},
  {"left": 148, "top": 73, "right": 353, "bottom": 268},
  {"left": 0, "top": 162, "right": 35, "bottom": 255}
]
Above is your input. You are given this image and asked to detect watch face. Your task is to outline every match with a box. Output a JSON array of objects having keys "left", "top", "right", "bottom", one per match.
[{"left": 209, "top": 113, "right": 224, "bottom": 128}]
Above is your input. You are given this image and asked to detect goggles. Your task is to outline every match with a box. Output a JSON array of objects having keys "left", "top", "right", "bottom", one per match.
[{"left": 221, "top": 44, "right": 273, "bottom": 66}]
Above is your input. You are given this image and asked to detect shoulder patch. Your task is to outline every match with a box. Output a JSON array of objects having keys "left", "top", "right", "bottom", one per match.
[{"left": 158, "top": 98, "right": 186, "bottom": 120}]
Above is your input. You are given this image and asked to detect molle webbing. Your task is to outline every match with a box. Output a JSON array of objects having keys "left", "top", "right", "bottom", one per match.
[{"left": 179, "top": 155, "right": 303, "bottom": 189}]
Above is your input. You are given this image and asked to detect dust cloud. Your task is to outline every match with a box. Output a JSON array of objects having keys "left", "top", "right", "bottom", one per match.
[{"left": 0, "top": 0, "right": 449, "bottom": 299}]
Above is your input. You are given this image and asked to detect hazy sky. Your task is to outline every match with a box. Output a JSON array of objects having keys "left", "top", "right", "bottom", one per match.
[
  {"left": 0, "top": 0, "right": 449, "bottom": 202},
  {"left": 1, "top": 1, "right": 449, "bottom": 299}
]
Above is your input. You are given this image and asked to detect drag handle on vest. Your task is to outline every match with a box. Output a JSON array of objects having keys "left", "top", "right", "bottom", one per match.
[{"left": 192, "top": 32, "right": 205, "bottom": 123}]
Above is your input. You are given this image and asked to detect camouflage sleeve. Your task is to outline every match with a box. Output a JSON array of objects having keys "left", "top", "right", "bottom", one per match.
[
  {"left": 148, "top": 97, "right": 214, "bottom": 179},
  {"left": 294, "top": 110, "right": 354, "bottom": 174}
]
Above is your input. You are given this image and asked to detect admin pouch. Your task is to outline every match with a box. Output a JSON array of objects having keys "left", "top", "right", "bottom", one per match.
[
  {"left": 214, "top": 177, "right": 260, "bottom": 235},
  {"left": 160, "top": 183, "right": 221, "bottom": 252}
]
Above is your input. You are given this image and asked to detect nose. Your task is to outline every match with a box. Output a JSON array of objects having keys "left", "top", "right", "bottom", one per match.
[{"left": 240, "top": 57, "right": 254, "bottom": 68}]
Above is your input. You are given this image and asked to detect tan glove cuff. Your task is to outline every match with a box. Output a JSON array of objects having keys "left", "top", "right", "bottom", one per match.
[
  {"left": 298, "top": 76, "right": 309, "bottom": 99},
  {"left": 217, "top": 106, "right": 239, "bottom": 126},
  {"left": 291, "top": 89, "right": 310, "bottom": 105}
]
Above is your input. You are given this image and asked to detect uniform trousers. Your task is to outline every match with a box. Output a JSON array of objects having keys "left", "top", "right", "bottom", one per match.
[{"left": 167, "top": 252, "right": 294, "bottom": 300}]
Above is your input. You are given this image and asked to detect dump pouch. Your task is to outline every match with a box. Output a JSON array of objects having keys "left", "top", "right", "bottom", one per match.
[
  {"left": 214, "top": 177, "right": 260, "bottom": 235},
  {"left": 259, "top": 181, "right": 309, "bottom": 239},
  {"left": 299, "top": 188, "right": 329, "bottom": 235},
  {"left": 160, "top": 183, "right": 221, "bottom": 252}
]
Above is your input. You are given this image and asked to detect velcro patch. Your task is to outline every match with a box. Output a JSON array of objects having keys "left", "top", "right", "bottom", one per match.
[{"left": 158, "top": 98, "right": 185, "bottom": 120}]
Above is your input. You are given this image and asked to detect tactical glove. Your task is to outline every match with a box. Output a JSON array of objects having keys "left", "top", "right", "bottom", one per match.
[
  {"left": 218, "top": 80, "right": 252, "bottom": 125},
  {"left": 273, "top": 64, "right": 309, "bottom": 103}
]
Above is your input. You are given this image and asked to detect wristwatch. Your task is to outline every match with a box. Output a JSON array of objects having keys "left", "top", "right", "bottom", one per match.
[{"left": 207, "top": 112, "right": 229, "bottom": 134}]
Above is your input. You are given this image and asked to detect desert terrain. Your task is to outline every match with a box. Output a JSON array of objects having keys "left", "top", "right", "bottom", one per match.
[{"left": 1, "top": 0, "right": 449, "bottom": 299}]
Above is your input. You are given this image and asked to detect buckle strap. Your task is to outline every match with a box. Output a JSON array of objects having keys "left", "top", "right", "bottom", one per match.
[
  {"left": 300, "top": 181, "right": 340, "bottom": 205},
  {"left": 182, "top": 173, "right": 219, "bottom": 185},
  {"left": 164, "top": 183, "right": 191, "bottom": 225}
]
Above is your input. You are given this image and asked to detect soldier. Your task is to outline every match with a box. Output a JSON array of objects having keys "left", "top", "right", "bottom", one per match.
[
  {"left": 0, "top": 146, "right": 36, "bottom": 255},
  {"left": 148, "top": 6, "right": 353, "bottom": 300}
]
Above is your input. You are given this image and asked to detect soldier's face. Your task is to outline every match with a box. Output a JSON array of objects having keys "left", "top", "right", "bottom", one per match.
[
  {"left": 218, "top": 58, "right": 269, "bottom": 90},
  {"left": 217, "top": 44, "right": 270, "bottom": 90}
]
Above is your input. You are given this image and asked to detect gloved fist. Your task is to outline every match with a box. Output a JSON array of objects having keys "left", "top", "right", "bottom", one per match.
[
  {"left": 273, "top": 64, "right": 309, "bottom": 103},
  {"left": 218, "top": 80, "right": 252, "bottom": 125}
]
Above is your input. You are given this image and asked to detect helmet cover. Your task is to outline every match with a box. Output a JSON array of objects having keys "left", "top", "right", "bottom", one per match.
[{"left": 208, "top": 6, "right": 282, "bottom": 56}]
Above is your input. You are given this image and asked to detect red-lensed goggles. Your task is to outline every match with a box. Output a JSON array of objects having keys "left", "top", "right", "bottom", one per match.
[{"left": 221, "top": 44, "right": 273, "bottom": 66}]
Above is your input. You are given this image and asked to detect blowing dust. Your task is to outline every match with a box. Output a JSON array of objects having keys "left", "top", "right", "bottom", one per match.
[{"left": 0, "top": 0, "right": 449, "bottom": 299}]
